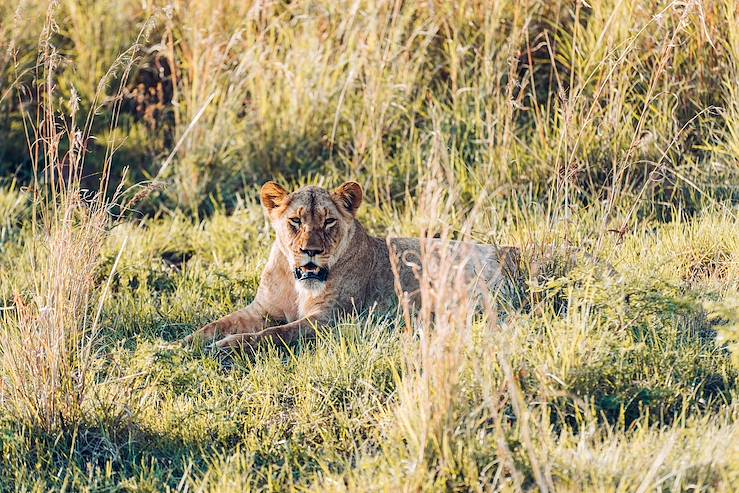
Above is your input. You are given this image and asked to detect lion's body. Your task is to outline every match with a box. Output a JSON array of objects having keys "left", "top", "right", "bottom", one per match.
[
  {"left": 185, "top": 182, "right": 521, "bottom": 349},
  {"left": 256, "top": 227, "right": 520, "bottom": 322}
]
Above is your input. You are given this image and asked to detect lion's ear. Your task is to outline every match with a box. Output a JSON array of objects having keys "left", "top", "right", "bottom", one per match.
[
  {"left": 333, "top": 181, "right": 363, "bottom": 216},
  {"left": 260, "top": 181, "right": 288, "bottom": 211}
]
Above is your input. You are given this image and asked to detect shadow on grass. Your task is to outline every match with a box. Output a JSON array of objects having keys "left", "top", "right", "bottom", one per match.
[
  {"left": 0, "top": 417, "right": 220, "bottom": 490},
  {"left": 537, "top": 281, "right": 737, "bottom": 433}
]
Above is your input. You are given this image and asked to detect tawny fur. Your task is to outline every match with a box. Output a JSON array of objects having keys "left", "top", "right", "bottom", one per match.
[{"left": 184, "top": 181, "right": 521, "bottom": 350}]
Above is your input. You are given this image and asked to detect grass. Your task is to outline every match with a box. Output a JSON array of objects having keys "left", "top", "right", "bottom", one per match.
[
  {"left": 0, "top": 0, "right": 738, "bottom": 491},
  {"left": 0, "top": 198, "right": 736, "bottom": 491}
]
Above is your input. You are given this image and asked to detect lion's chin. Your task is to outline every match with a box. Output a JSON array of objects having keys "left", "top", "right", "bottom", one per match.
[{"left": 296, "top": 278, "right": 327, "bottom": 293}]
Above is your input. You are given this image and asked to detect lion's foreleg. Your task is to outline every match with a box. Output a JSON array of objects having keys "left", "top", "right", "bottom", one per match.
[
  {"left": 215, "top": 315, "right": 323, "bottom": 350},
  {"left": 183, "top": 302, "right": 270, "bottom": 344}
]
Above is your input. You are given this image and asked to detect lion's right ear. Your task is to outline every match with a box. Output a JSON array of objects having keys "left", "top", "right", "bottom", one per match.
[{"left": 260, "top": 181, "right": 288, "bottom": 211}]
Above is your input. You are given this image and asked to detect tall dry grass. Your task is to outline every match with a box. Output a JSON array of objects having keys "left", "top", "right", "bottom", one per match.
[
  {"left": 0, "top": 2, "right": 142, "bottom": 432},
  {"left": 5, "top": 0, "right": 735, "bottom": 214},
  {"left": 383, "top": 144, "right": 545, "bottom": 490},
  {"left": 1, "top": 202, "right": 109, "bottom": 431}
]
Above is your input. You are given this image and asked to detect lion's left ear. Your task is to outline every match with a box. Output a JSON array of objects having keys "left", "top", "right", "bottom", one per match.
[{"left": 332, "top": 181, "right": 363, "bottom": 216}]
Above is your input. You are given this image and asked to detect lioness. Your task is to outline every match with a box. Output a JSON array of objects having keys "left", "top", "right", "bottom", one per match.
[{"left": 184, "top": 181, "right": 521, "bottom": 350}]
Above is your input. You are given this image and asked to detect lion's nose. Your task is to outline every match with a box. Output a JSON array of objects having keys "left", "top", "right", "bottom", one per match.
[{"left": 301, "top": 248, "right": 323, "bottom": 257}]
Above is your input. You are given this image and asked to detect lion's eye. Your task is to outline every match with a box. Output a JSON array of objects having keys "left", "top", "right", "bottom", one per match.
[
  {"left": 288, "top": 217, "right": 301, "bottom": 228},
  {"left": 325, "top": 218, "right": 337, "bottom": 228}
]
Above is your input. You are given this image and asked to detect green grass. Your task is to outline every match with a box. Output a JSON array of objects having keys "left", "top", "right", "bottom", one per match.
[
  {"left": 1, "top": 0, "right": 739, "bottom": 491},
  {"left": 0, "top": 193, "right": 737, "bottom": 491}
]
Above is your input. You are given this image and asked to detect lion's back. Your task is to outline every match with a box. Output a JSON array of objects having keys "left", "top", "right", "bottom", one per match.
[{"left": 384, "top": 237, "right": 521, "bottom": 299}]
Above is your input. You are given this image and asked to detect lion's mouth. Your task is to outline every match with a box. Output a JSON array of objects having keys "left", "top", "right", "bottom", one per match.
[{"left": 294, "top": 262, "right": 329, "bottom": 282}]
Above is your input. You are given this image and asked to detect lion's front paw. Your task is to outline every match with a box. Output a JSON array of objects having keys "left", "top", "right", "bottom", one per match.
[
  {"left": 215, "top": 333, "right": 259, "bottom": 352},
  {"left": 182, "top": 321, "right": 221, "bottom": 346}
]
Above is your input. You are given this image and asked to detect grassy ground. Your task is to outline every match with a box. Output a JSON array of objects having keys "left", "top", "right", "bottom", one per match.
[
  {"left": 0, "top": 192, "right": 737, "bottom": 491},
  {"left": 1, "top": 0, "right": 739, "bottom": 491}
]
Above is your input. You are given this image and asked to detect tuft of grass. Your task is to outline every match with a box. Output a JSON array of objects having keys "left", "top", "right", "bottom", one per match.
[
  {"left": 0, "top": 1, "right": 132, "bottom": 434},
  {"left": 0, "top": 193, "right": 109, "bottom": 432}
]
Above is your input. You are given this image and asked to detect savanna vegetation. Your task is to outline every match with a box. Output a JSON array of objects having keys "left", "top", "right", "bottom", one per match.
[{"left": 0, "top": 0, "right": 738, "bottom": 491}]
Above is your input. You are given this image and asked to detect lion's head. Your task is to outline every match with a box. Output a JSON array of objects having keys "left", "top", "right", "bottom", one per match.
[{"left": 260, "top": 181, "right": 363, "bottom": 290}]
